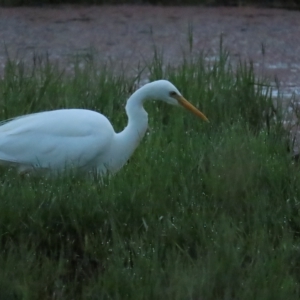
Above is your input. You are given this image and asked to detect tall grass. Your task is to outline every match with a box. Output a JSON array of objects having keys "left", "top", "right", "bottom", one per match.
[{"left": 0, "top": 46, "right": 300, "bottom": 299}]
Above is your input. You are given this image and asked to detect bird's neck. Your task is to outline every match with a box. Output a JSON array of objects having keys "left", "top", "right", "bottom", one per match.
[{"left": 111, "top": 89, "right": 148, "bottom": 173}]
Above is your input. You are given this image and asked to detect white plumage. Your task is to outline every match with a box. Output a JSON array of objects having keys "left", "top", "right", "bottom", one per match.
[{"left": 0, "top": 80, "right": 208, "bottom": 175}]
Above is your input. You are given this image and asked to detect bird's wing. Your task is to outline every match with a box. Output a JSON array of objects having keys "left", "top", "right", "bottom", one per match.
[{"left": 0, "top": 109, "right": 115, "bottom": 170}]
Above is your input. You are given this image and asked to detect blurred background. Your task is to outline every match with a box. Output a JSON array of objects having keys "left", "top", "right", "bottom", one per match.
[{"left": 0, "top": 0, "right": 299, "bottom": 9}]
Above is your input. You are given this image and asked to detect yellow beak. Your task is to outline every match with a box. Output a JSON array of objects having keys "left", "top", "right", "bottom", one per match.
[{"left": 175, "top": 95, "right": 209, "bottom": 122}]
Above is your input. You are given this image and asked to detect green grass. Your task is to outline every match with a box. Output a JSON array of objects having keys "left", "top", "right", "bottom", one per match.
[{"left": 0, "top": 45, "right": 300, "bottom": 299}]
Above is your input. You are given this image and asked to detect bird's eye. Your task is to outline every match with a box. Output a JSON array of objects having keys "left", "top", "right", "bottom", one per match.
[{"left": 169, "top": 91, "right": 177, "bottom": 97}]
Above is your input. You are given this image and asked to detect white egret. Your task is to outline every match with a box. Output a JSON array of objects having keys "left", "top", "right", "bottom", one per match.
[{"left": 0, "top": 80, "right": 208, "bottom": 175}]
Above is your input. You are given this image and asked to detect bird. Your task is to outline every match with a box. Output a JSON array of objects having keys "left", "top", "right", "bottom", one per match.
[{"left": 0, "top": 80, "right": 208, "bottom": 176}]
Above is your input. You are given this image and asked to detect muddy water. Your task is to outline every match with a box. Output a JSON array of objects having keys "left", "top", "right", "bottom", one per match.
[{"left": 0, "top": 6, "right": 299, "bottom": 95}]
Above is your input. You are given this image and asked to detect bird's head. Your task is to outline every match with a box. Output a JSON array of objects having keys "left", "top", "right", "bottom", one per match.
[{"left": 144, "top": 80, "right": 209, "bottom": 122}]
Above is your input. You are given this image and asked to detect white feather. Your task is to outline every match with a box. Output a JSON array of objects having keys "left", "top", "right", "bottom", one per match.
[{"left": 0, "top": 80, "right": 208, "bottom": 175}]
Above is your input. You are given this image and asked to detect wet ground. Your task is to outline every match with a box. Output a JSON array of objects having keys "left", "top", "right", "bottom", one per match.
[{"left": 0, "top": 5, "right": 300, "bottom": 97}]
